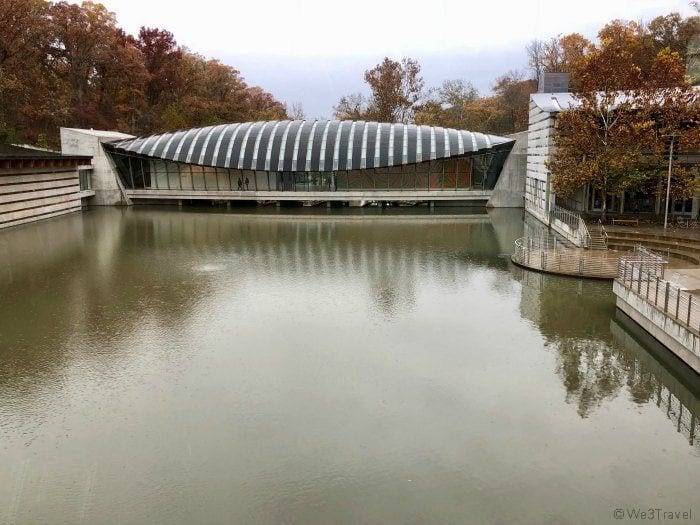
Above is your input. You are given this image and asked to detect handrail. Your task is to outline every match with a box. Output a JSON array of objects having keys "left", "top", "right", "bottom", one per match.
[
  {"left": 551, "top": 205, "right": 579, "bottom": 229},
  {"left": 550, "top": 204, "right": 591, "bottom": 249},
  {"left": 597, "top": 219, "right": 608, "bottom": 245},
  {"left": 512, "top": 236, "right": 619, "bottom": 278},
  {"left": 616, "top": 254, "right": 699, "bottom": 334},
  {"left": 578, "top": 216, "right": 591, "bottom": 249}
]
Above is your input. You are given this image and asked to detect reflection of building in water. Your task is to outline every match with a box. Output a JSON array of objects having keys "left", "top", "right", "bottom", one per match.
[
  {"left": 0, "top": 209, "right": 216, "bottom": 396},
  {"left": 128, "top": 209, "right": 512, "bottom": 318},
  {"left": 515, "top": 267, "right": 699, "bottom": 450},
  {"left": 612, "top": 313, "right": 699, "bottom": 451},
  {"left": 0, "top": 209, "right": 519, "bottom": 392}
]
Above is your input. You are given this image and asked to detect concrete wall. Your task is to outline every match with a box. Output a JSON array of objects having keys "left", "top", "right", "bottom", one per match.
[
  {"left": 0, "top": 165, "right": 83, "bottom": 229},
  {"left": 525, "top": 100, "right": 556, "bottom": 225},
  {"left": 61, "top": 128, "right": 133, "bottom": 205},
  {"left": 487, "top": 131, "right": 526, "bottom": 208},
  {"left": 614, "top": 281, "right": 700, "bottom": 374}
]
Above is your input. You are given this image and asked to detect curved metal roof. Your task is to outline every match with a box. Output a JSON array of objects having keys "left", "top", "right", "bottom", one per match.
[{"left": 109, "top": 120, "right": 513, "bottom": 172}]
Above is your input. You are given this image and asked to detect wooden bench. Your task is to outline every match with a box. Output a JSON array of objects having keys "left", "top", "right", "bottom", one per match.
[{"left": 612, "top": 218, "right": 639, "bottom": 226}]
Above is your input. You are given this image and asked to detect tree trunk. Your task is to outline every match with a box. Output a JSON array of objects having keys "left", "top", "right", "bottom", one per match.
[{"left": 601, "top": 187, "right": 608, "bottom": 223}]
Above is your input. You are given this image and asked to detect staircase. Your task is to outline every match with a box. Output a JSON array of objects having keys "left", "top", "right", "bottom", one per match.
[{"left": 586, "top": 220, "right": 608, "bottom": 251}]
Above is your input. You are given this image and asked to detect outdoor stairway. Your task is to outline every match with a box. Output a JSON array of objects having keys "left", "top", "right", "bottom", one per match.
[
  {"left": 605, "top": 229, "right": 700, "bottom": 265},
  {"left": 587, "top": 229, "right": 608, "bottom": 250}
]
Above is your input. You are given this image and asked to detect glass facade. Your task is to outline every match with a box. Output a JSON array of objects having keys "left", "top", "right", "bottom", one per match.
[{"left": 108, "top": 151, "right": 498, "bottom": 192}]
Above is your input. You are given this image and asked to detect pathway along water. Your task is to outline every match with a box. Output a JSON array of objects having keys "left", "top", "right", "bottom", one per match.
[{"left": 0, "top": 207, "right": 698, "bottom": 524}]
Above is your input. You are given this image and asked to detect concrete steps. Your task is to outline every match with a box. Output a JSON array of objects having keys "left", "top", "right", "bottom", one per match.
[
  {"left": 605, "top": 231, "right": 700, "bottom": 265},
  {"left": 587, "top": 231, "right": 608, "bottom": 251}
]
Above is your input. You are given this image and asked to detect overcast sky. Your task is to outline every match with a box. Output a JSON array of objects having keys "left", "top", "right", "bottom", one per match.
[{"left": 101, "top": 0, "right": 696, "bottom": 117}]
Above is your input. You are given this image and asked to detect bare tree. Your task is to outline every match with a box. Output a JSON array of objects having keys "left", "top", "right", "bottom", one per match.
[
  {"left": 333, "top": 93, "right": 370, "bottom": 120},
  {"left": 286, "top": 102, "right": 305, "bottom": 120}
]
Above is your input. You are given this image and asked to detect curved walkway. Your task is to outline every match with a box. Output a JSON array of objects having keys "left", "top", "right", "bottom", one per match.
[
  {"left": 512, "top": 236, "right": 620, "bottom": 278},
  {"left": 513, "top": 224, "right": 700, "bottom": 280}
]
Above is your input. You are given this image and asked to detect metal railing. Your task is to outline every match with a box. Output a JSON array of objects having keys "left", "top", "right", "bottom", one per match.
[
  {"left": 616, "top": 247, "right": 700, "bottom": 334},
  {"left": 513, "top": 235, "right": 619, "bottom": 277},
  {"left": 597, "top": 219, "right": 608, "bottom": 245},
  {"left": 551, "top": 205, "right": 579, "bottom": 229},
  {"left": 550, "top": 204, "right": 591, "bottom": 248},
  {"left": 578, "top": 215, "right": 592, "bottom": 248}
]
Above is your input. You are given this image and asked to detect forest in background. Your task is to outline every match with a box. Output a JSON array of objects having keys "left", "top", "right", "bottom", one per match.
[
  {"left": 0, "top": 1, "right": 698, "bottom": 148},
  {"left": 0, "top": 0, "right": 288, "bottom": 147}
]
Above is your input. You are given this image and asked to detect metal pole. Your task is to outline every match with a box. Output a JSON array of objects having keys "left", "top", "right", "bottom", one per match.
[
  {"left": 655, "top": 275, "right": 659, "bottom": 305},
  {"left": 646, "top": 271, "right": 650, "bottom": 299},
  {"left": 664, "top": 135, "right": 677, "bottom": 230},
  {"left": 638, "top": 261, "right": 642, "bottom": 294}
]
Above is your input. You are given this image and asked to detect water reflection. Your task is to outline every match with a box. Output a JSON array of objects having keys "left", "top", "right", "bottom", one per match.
[
  {"left": 0, "top": 207, "right": 698, "bottom": 524},
  {"left": 611, "top": 312, "right": 699, "bottom": 450},
  {"left": 515, "top": 268, "right": 699, "bottom": 450}
]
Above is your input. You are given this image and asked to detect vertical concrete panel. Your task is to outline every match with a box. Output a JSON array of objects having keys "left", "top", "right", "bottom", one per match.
[
  {"left": 487, "top": 131, "right": 527, "bottom": 208},
  {"left": 60, "top": 128, "right": 134, "bottom": 205}
]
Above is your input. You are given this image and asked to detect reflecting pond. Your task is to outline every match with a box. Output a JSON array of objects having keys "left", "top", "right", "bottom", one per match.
[{"left": 0, "top": 207, "right": 698, "bottom": 524}]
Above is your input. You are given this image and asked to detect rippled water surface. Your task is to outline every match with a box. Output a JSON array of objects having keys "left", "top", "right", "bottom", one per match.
[{"left": 1, "top": 207, "right": 698, "bottom": 524}]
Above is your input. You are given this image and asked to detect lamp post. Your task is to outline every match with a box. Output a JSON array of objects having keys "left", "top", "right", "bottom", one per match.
[{"left": 663, "top": 134, "right": 680, "bottom": 230}]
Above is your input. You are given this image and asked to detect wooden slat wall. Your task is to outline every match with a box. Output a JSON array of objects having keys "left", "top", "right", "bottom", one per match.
[{"left": 0, "top": 168, "right": 82, "bottom": 228}]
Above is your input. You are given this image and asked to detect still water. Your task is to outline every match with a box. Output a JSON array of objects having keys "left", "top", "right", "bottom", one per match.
[{"left": 0, "top": 207, "right": 698, "bottom": 525}]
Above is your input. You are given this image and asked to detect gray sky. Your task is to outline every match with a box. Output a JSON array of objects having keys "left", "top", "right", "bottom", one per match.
[{"left": 101, "top": 0, "right": 696, "bottom": 117}]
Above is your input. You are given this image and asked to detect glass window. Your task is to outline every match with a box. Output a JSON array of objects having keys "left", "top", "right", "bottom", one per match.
[
  {"left": 335, "top": 171, "right": 348, "bottom": 191},
  {"left": 387, "top": 164, "right": 409, "bottom": 190},
  {"left": 429, "top": 160, "right": 443, "bottom": 190},
  {"left": 415, "top": 161, "right": 430, "bottom": 189},
  {"left": 188, "top": 165, "right": 203, "bottom": 190},
  {"left": 241, "top": 170, "right": 254, "bottom": 191},
  {"left": 373, "top": 167, "right": 388, "bottom": 190},
  {"left": 673, "top": 198, "right": 693, "bottom": 214},
  {"left": 457, "top": 157, "right": 473, "bottom": 189},
  {"left": 255, "top": 170, "right": 270, "bottom": 191},
  {"left": 204, "top": 166, "right": 218, "bottom": 190},
  {"left": 347, "top": 170, "right": 364, "bottom": 190},
  {"left": 444, "top": 158, "right": 458, "bottom": 190},
  {"left": 623, "top": 191, "right": 654, "bottom": 213}
]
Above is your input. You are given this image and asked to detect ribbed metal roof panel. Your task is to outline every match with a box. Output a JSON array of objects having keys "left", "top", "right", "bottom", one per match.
[{"left": 108, "top": 120, "right": 513, "bottom": 171}]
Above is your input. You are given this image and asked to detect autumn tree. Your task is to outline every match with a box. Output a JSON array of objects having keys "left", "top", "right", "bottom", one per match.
[
  {"left": 527, "top": 33, "right": 593, "bottom": 90},
  {"left": 0, "top": 1, "right": 288, "bottom": 145},
  {"left": 244, "top": 85, "right": 287, "bottom": 121},
  {"left": 0, "top": 0, "right": 56, "bottom": 142},
  {"left": 47, "top": 2, "right": 118, "bottom": 111},
  {"left": 547, "top": 47, "right": 698, "bottom": 221},
  {"left": 334, "top": 93, "right": 370, "bottom": 120},
  {"left": 491, "top": 71, "right": 537, "bottom": 132},
  {"left": 414, "top": 79, "right": 479, "bottom": 129},
  {"left": 334, "top": 57, "right": 424, "bottom": 122}
]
